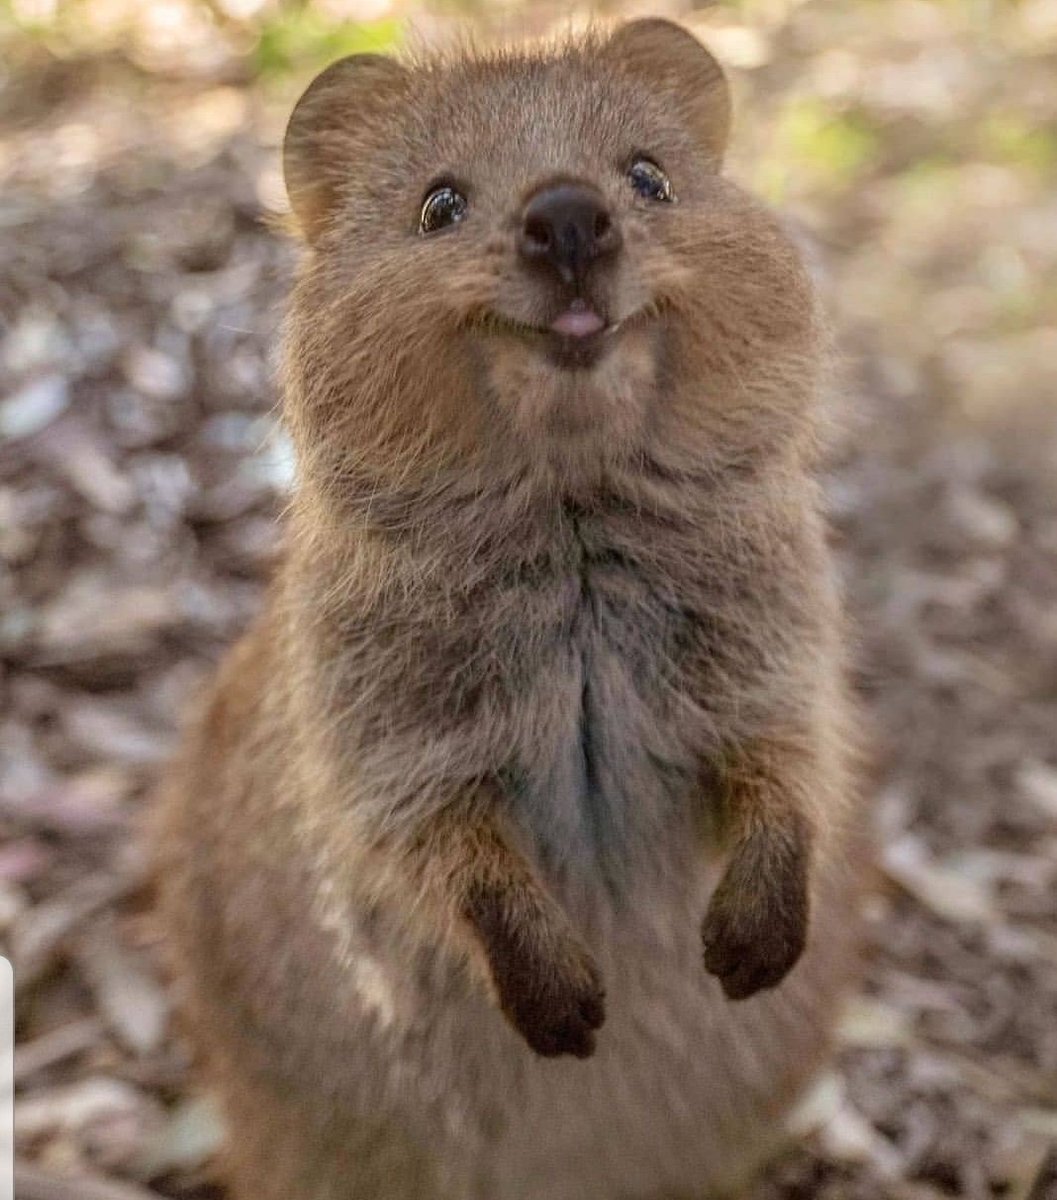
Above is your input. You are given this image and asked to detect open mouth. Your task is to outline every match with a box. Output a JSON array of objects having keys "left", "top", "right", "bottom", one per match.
[{"left": 475, "top": 300, "right": 626, "bottom": 371}]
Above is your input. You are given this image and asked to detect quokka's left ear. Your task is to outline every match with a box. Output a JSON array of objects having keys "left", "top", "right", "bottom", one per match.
[{"left": 604, "top": 19, "right": 732, "bottom": 166}]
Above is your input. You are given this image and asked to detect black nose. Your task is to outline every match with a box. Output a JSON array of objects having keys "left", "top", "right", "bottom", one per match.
[{"left": 517, "top": 183, "right": 621, "bottom": 287}]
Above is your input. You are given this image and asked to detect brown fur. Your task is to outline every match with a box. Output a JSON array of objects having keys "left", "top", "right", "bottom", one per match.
[{"left": 153, "top": 20, "right": 863, "bottom": 1199}]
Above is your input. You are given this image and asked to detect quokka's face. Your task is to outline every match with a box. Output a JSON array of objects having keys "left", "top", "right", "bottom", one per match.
[{"left": 283, "top": 21, "right": 817, "bottom": 478}]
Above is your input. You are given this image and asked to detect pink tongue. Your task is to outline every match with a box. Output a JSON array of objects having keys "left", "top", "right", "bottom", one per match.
[{"left": 551, "top": 307, "right": 605, "bottom": 338}]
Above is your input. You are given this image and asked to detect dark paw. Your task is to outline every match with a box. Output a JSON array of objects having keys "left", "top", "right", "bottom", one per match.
[
  {"left": 464, "top": 883, "right": 605, "bottom": 1057},
  {"left": 701, "top": 829, "right": 810, "bottom": 1000},
  {"left": 702, "top": 902, "right": 806, "bottom": 999},
  {"left": 501, "top": 953, "right": 606, "bottom": 1058}
]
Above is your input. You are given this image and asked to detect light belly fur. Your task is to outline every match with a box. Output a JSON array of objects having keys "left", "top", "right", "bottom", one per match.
[
  {"left": 318, "top": 657, "right": 855, "bottom": 1200},
  {"left": 329, "top": 848, "right": 853, "bottom": 1200},
  {"left": 174, "top": 610, "right": 858, "bottom": 1200}
]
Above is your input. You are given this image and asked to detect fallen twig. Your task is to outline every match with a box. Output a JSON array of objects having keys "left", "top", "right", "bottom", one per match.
[
  {"left": 12, "top": 1017, "right": 104, "bottom": 1085},
  {"left": 12, "top": 870, "right": 145, "bottom": 994}
]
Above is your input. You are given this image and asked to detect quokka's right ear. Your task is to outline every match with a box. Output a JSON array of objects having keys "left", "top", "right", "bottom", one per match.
[{"left": 283, "top": 53, "right": 408, "bottom": 243}]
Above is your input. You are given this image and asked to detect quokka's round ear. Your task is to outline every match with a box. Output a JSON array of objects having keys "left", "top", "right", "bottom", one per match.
[
  {"left": 283, "top": 53, "right": 408, "bottom": 242},
  {"left": 605, "top": 19, "right": 731, "bottom": 165}
]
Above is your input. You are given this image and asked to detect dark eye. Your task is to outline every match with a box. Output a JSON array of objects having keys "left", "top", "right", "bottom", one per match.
[
  {"left": 627, "top": 158, "right": 674, "bottom": 203},
  {"left": 419, "top": 184, "right": 468, "bottom": 234}
]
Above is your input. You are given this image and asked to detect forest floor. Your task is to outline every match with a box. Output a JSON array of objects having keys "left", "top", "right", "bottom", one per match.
[{"left": 2, "top": 1, "right": 1056, "bottom": 1197}]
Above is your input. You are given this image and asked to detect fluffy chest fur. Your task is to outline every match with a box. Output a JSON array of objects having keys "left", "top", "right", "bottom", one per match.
[{"left": 293, "top": 473, "right": 781, "bottom": 882}]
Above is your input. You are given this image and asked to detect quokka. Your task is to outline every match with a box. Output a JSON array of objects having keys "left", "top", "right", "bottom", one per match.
[{"left": 154, "top": 19, "right": 864, "bottom": 1199}]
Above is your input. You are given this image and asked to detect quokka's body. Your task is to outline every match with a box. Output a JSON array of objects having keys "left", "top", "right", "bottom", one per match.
[{"left": 154, "top": 21, "right": 863, "bottom": 1199}]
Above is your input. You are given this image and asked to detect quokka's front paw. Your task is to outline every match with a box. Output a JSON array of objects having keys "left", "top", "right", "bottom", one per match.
[
  {"left": 464, "top": 885, "right": 605, "bottom": 1057},
  {"left": 494, "top": 938, "right": 605, "bottom": 1059},
  {"left": 701, "top": 826, "right": 810, "bottom": 1000}
]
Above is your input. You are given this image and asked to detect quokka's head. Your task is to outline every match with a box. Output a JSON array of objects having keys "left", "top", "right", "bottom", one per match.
[{"left": 282, "top": 20, "right": 822, "bottom": 496}]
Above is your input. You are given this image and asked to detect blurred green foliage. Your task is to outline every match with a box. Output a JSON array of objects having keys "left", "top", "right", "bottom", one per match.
[
  {"left": 755, "top": 98, "right": 880, "bottom": 201},
  {"left": 252, "top": 11, "right": 402, "bottom": 77},
  {"left": 980, "top": 112, "right": 1057, "bottom": 173},
  {"left": 0, "top": 0, "right": 401, "bottom": 78}
]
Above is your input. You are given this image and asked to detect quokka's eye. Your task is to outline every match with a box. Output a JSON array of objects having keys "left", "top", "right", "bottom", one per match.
[
  {"left": 627, "top": 158, "right": 674, "bottom": 203},
  {"left": 419, "top": 184, "right": 468, "bottom": 234}
]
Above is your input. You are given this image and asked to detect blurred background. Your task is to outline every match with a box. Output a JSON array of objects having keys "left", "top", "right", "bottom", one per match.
[{"left": 1, "top": 1, "right": 1056, "bottom": 1197}]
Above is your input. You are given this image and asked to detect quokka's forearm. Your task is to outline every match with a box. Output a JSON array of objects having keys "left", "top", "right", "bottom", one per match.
[
  {"left": 393, "top": 792, "right": 606, "bottom": 1058},
  {"left": 701, "top": 731, "right": 820, "bottom": 999}
]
